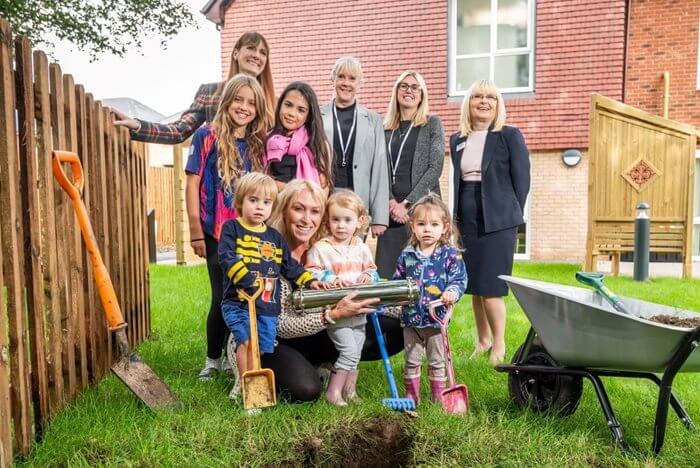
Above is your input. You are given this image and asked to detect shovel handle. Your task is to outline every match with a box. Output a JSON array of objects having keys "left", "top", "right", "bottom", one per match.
[
  {"left": 428, "top": 300, "right": 458, "bottom": 387},
  {"left": 52, "top": 151, "right": 127, "bottom": 333},
  {"left": 242, "top": 279, "right": 265, "bottom": 370},
  {"left": 575, "top": 271, "right": 628, "bottom": 314},
  {"left": 52, "top": 150, "right": 84, "bottom": 198},
  {"left": 428, "top": 299, "right": 453, "bottom": 326}
]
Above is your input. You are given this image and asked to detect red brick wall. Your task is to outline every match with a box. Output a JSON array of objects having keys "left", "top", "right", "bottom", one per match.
[
  {"left": 626, "top": 0, "right": 700, "bottom": 124},
  {"left": 220, "top": 0, "right": 626, "bottom": 150}
]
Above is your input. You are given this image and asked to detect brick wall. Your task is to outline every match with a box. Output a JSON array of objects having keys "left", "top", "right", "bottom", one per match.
[
  {"left": 625, "top": 0, "right": 700, "bottom": 125},
  {"left": 219, "top": 0, "right": 625, "bottom": 261},
  {"left": 221, "top": 0, "right": 626, "bottom": 150},
  {"left": 529, "top": 151, "right": 588, "bottom": 261}
]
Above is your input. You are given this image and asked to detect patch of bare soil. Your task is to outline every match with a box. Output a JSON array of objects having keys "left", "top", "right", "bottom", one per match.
[
  {"left": 286, "top": 416, "right": 414, "bottom": 468},
  {"left": 648, "top": 315, "right": 700, "bottom": 328}
]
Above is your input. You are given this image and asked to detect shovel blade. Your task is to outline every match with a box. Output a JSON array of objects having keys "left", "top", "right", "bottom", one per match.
[
  {"left": 111, "top": 355, "right": 180, "bottom": 410},
  {"left": 242, "top": 368, "right": 276, "bottom": 409},
  {"left": 441, "top": 385, "right": 469, "bottom": 414}
]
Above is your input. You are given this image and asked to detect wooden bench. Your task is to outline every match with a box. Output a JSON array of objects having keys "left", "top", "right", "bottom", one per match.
[{"left": 591, "top": 220, "right": 686, "bottom": 276}]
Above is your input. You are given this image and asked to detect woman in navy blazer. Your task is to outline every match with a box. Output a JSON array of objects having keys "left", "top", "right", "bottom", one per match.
[{"left": 450, "top": 79, "right": 530, "bottom": 365}]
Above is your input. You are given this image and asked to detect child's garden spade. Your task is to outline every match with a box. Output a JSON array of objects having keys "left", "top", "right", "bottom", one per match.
[
  {"left": 429, "top": 300, "right": 469, "bottom": 414},
  {"left": 52, "top": 151, "right": 179, "bottom": 410},
  {"left": 238, "top": 279, "right": 277, "bottom": 410}
]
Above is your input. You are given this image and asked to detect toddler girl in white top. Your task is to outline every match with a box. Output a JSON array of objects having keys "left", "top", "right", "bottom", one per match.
[{"left": 306, "top": 190, "right": 379, "bottom": 406}]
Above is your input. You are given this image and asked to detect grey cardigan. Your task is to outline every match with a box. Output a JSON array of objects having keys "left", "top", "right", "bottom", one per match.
[
  {"left": 385, "top": 115, "right": 445, "bottom": 203},
  {"left": 321, "top": 102, "right": 390, "bottom": 226}
]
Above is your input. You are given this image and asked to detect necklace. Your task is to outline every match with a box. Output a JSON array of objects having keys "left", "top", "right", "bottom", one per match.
[
  {"left": 387, "top": 122, "right": 414, "bottom": 185},
  {"left": 332, "top": 101, "right": 357, "bottom": 167}
]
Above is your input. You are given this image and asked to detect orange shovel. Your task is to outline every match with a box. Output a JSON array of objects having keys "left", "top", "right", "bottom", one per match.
[
  {"left": 52, "top": 150, "right": 178, "bottom": 410},
  {"left": 238, "top": 279, "right": 276, "bottom": 410}
]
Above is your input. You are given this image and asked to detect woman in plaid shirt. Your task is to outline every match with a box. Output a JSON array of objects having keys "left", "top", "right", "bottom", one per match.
[{"left": 113, "top": 32, "right": 275, "bottom": 143}]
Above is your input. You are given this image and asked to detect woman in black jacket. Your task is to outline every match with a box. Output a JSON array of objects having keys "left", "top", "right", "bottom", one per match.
[{"left": 450, "top": 79, "right": 530, "bottom": 365}]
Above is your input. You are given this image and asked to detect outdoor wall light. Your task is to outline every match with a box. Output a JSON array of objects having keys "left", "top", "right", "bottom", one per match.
[{"left": 562, "top": 149, "right": 582, "bottom": 167}]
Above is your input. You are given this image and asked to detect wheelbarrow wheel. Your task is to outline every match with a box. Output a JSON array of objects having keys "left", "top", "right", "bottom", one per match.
[{"left": 508, "top": 343, "right": 583, "bottom": 416}]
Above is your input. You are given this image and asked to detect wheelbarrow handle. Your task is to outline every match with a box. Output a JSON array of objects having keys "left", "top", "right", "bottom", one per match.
[
  {"left": 52, "top": 150, "right": 84, "bottom": 199},
  {"left": 51, "top": 150, "right": 127, "bottom": 332}
]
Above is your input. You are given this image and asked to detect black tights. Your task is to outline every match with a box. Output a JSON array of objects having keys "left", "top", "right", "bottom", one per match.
[
  {"left": 205, "top": 234, "right": 227, "bottom": 359},
  {"left": 266, "top": 314, "right": 404, "bottom": 403}
]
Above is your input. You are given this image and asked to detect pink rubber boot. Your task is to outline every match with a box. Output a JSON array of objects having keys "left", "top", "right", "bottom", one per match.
[
  {"left": 343, "top": 369, "right": 361, "bottom": 403},
  {"left": 326, "top": 369, "right": 348, "bottom": 406},
  {"left": 430, "top": 378, "right": 446, "bottom": 403},
  {"left": 404, "top": 377, "right": 421, "bottom": 405}
]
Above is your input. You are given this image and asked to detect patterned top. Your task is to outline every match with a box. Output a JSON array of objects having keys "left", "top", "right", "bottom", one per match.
[
  {"left": 392, "top": 244, "right": 468, "bottom": 328},
  {"left": 218, "top": 219, "right": 316, "bottom": 317},
  {"left": 131, "top": 82, "right": 220, "bottom": 145},
  {"left": 185, "top": 124, "right": 251, "bottom": 240}
]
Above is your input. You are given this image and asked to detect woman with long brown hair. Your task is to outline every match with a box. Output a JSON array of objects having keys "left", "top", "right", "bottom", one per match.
[{"left": 113, "top": 31, "right": 275, "bottom": 143}]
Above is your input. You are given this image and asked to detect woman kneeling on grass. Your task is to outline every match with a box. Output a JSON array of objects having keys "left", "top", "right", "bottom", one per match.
[{"left": 227, "top": 179, "right": 404, "bottom": 402}]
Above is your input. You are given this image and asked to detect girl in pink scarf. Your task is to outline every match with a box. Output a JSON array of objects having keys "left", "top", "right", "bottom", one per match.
[{"left": 265, "top": 82, "right": 332, "bottom": 192}]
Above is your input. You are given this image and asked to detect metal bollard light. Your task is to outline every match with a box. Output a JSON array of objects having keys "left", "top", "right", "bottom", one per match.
[{"left": 633, "top": 202, "right": 650, "bottom": 281}]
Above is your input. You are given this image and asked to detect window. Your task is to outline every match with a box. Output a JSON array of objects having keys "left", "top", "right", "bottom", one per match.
[
  {"left": 514, "top": 196, "right": 530, "bottom": 260},
  {"left": 693, "top": 151, "right": 700, "bottom": 260},
  {"left": 449, "top": 0, "right": 535, "bottom": 96}
]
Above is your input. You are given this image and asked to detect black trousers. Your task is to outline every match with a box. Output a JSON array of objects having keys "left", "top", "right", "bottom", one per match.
[{"left": 204, "top": 233, "right": 227, "bottom": 359}]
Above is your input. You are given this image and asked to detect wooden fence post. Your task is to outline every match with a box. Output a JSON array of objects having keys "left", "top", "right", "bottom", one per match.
[
  {"left": 174, "top": 144, "right": 187, "bottom": 264},
  {"left": 0, "top": 18, "right": 32, "bottom": 455},
  {"left": 33, "top": 49, "right": 65, "bottom": 412},
  {"left": 15, "top": 34, "right": 50, "bottom": 435}
]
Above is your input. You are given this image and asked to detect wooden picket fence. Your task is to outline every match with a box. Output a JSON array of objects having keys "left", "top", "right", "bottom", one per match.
[
  {"left": 0, "top": 19, "right": 151, "bottom": 466},
  {"left": 147, "top": 166, "right": 176, "bottom": 245}
]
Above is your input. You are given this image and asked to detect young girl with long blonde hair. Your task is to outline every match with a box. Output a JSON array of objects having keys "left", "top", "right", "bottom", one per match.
[{"left": 185, "top": 74, "right": 268, "bottom": 380}]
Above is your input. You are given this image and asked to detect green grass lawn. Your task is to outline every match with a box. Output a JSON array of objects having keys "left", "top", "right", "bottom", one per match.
[{"left": 17, "top": 263, "right": 700, "bottom": 467}]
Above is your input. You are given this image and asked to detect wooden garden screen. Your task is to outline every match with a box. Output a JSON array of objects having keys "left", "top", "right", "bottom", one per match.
[{"left": 585, "top": 94, "right": 697, "bottom": 277}]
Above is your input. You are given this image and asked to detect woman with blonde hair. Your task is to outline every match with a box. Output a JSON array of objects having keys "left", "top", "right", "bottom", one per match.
[
  {"left": 376, "top": 70, "right": 445, "bottom": 278},
  {"left": 114, "top": 31, "right": 275, "bottom": 143},
  {"left": 184, "top": 74, "right": 268, "bottom": 379},
  {"left": 226, "top": 180, "right": 405, "bottom": 402},
  {"left": 320, "top": 56, "right": 390, "bottom": 236},
  {"left": 449, "top": 79, "right": 530, "bottom": 365}
]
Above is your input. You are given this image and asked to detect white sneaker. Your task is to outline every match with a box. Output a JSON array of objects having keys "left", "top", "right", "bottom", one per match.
[
  {"left": 225, "top": 335, "right": 241, "bottom": 399},
  {"left": 222, "top": 356, "right": 235, "bottom": 376},
  {"left": 198, "top": 357, "right": 220, "bottom": 381}
]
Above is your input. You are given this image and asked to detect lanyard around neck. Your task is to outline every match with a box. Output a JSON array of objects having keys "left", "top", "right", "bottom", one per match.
[
  {"left": 332, "top": 101, "right": 357, "bottom": 167},
  {"left": 388, "top": 122, "right": 414, "bottom": 185}
]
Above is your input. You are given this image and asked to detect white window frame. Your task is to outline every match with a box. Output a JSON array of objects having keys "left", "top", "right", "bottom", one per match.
[
  {"left": 448, "top": 0, "right": 536, "bottom": 96},
  {"left": 514, "top": 195, "right": 530, "bottom": 260},
  {"left": 694, "top": 150, "right": 700, "bottom": 261}
]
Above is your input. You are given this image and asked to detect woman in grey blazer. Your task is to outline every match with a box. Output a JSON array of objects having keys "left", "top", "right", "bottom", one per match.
[
  {"left": 376, "top": 70, "right": 445, "bottom": 278},
  {"left": 321, "top": 57, "right": 390, "bottom": 234}
]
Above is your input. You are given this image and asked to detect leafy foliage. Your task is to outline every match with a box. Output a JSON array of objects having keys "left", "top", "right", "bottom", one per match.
[{"left": 0, "top": 0, "right": 196, "bottom": 58}]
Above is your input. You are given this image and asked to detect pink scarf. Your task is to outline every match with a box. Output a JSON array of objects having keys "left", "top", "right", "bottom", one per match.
[{"left": 264, "top": 126, "right": 321, "bottom": 185}]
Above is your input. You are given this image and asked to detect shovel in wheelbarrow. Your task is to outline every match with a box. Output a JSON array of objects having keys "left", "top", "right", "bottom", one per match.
[
  {"left": 575, "top": 272, "right": 631, "bottom": 315},
  {"left": 238, "top": 279, "right": 276, "bottom": 410},
  {"left": 52, "top": 151, "right": 179, "bottom": 410},
  {"left": 429, "top": 300, "right": 469, "bottom": 414}
]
